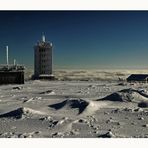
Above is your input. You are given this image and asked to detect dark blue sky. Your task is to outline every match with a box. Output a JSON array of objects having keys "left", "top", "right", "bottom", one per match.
[{"left": 0, "top": 11, "right": 148, "bottom": 69}]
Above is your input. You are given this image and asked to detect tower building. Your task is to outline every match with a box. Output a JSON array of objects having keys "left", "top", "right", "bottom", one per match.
[{"left": 34, "top": 35, "right": 54, "bottom": 79}]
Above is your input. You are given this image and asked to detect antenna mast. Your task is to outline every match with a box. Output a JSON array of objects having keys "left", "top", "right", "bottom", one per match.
[
  {"left": 14, "top": 59, "right": 16, "bottom": 65},
  {"left": 42, "top": 33, "right": 46, "bottom": 42},
  {"left": 6, "top": 46, "right": 9, "bottom": 66}
]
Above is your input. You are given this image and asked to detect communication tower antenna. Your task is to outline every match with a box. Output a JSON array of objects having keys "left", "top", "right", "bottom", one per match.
[
  {"left": 6, "top": 46, "right": 9, "bottom": 65},
  {"left": 14, "top": 59, "right": 16, "bottom": 65},
  {"left": 42, "top": 33, "right": 46, "bottom": 42}
]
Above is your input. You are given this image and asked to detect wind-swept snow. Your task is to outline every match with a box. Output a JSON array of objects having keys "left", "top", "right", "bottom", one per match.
[{"left": 0, "top": 77, "right": 148, "bottom": 138}]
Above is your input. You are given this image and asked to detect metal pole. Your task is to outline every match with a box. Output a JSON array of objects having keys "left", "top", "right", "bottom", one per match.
[
  {"left": 14, "top": 59, "right": 16, "bottom": 65},
  {"left": 6, "top": 46, "right": 9, "bottom": 65}
]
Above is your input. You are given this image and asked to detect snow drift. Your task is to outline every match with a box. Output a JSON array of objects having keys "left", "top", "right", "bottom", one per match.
[
  {"left": 99, "top": 88, "right": 148, "bottom": 102},
  {"left": 49, "top": 98, "right": 89, "bottom": 114},
  {"left": 0, "top": 107, "right": 45, "bottom": 119}
]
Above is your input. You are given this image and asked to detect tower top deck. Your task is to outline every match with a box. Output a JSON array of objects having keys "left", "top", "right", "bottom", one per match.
[{"left": 35, "top": 35, "right": 52, "bottom": 48}]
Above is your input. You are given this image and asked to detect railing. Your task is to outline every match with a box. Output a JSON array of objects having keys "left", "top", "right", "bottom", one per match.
[{"left": 0, "top": 64, "right": 25, "bottom": 71}]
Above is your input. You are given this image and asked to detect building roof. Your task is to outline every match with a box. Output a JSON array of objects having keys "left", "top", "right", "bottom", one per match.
[
  {"left": 127, "top": 74, "right": 148, "bottom": 81},
  {"left": 35, "top": 40, "right": 52, "bottom": 48},
  {"left": 0, "top": 65, "right": 25, "bottom": 72}
]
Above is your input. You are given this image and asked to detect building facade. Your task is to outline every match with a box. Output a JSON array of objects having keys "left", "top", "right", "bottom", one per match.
[
  {"left": 34, "top": 35, "right": 53, "bottom": 79},
  {"left": 0, "top": 66, "right": 24, "bottom": 84},
  {"left": 0, "top": 46, "right": 25, "bottom": 85}
]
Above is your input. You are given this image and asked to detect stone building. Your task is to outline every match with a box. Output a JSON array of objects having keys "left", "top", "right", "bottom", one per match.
[
  {"left": 0, "top": 46, "right": 25, "bottom": 85},
  {"left": 34, "top": 35, "right": 54, "bottom": 79}
]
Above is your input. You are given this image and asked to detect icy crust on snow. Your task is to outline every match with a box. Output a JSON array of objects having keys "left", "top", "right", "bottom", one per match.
[{"left": 0, "top": 80, "right": 148, "bottom": 138}]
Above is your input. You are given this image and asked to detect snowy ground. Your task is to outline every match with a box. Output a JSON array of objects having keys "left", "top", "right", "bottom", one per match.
[{"left": 0, "top": 79, "right": 148, "bottom": 138}]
